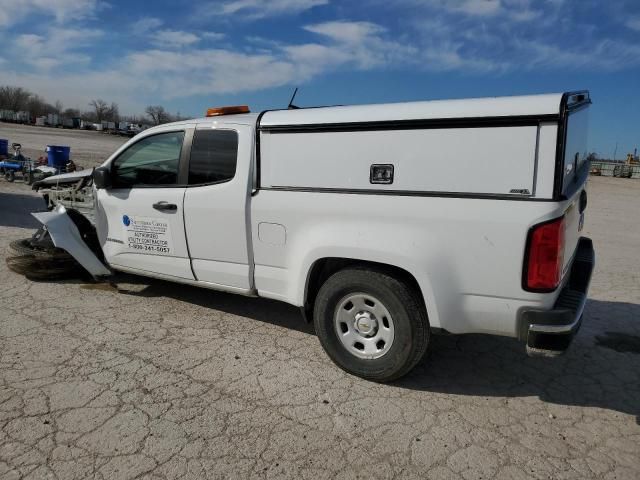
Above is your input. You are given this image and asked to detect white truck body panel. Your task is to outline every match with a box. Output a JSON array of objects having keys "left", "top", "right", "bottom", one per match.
[
  {"left": 260, "top": 93, "right": 563, "bottom": 126},
  {"left": 251, "top": 191, "right": 564, "bottom": 336},
  {"left": 260, "top": 126, "right": 538, "bottom": 195}
]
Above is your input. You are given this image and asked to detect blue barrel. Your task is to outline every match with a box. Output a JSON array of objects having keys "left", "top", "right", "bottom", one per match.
[
  {"left": 0, "top": 139, "right": 8, "bottom": 157},
  {"left": 46, "top": 145, "right": 71, "bottom": 168}
]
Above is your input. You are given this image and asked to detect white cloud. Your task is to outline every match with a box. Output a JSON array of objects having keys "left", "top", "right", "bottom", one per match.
[
  {"left": 129, "top": 18, "right": 224, "bottom": 49},
  {"left": 216, "top": 0, "right": 328, "bottom": 18},
  {"left": 131, "top": 17, "right": 163, "bottom": 33},
  {"left": 526, "top": 39, "right": 640, "bottom": 70},
  {"left": 14, "top": 27, "right": 103, "bottom": 70},
  {"left": 0, "top": 0, "right": 104, "bottom": 26},
  {"left": 387, "top": 0, "right": 548, "bottom": 20},
  {"left": 297, "top": 21, "right": 417, "bottom": 70},
  {"left": 626, "top": 16, "right": 640, "bottom": 31},
  {"left": 0, "top": 19, "right": 409, "bottom": 112},
  {"left": 125, "top": 49, "right": 298, "bottom": 98},
  {"left": 401, "top": 0, "right": 501, "bottom": 16},
  {"left": 150, "top": 30, "right": 201, "bottom": 49},
  {"left": 2, "top": 1, "right": 640, "bottom": 115},
  {"left": 451, "top": 0, "right": 501, "bottom": 16},
  {"left": 304, "top": 21, "right": 386, "bottom": 43},
  {"left": 202, "top": 32, "right": 226, "bottom": 41}
]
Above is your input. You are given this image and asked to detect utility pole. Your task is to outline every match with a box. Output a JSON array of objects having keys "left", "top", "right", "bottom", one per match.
[{"left": 613, "top": 142, "right": 618, "bottom": 162}]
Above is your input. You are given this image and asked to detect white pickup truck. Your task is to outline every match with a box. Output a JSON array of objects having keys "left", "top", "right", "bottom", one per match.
[{"left": 21, "top": 92, "right": 595, "bottom": 382}]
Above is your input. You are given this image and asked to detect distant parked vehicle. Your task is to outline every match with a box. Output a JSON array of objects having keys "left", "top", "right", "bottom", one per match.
[{"left": 126, "top": 124, "right": 143, "bottom": 137}]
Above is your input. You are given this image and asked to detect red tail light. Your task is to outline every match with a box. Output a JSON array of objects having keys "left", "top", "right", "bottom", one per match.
[{"left": 524, "top": 216, "right": 565, "bottom": 292}]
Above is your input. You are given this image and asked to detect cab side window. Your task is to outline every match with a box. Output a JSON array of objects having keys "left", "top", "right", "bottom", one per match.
[
  {"left": 188, "top": 129, "right": 238, "bottom": 185},
  {"left": 111, "top": 131, "right": 184, "bottom": 188}
]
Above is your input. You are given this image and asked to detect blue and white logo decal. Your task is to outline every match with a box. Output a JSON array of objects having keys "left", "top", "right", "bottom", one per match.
[{"left": 122, "top": 215, "right": 131, "bottom": 227}]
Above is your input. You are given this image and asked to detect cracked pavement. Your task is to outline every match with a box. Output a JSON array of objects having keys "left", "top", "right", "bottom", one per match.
[{"left": 0, "top": 176, "right": 639, "bottom": 479}]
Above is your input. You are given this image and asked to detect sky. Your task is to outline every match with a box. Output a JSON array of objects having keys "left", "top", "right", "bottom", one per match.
[{"left": 0, "top": 0, "right": 638, "bottom": 158}]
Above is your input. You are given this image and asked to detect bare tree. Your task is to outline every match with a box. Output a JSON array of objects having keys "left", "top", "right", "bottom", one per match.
[
  {"left": 63, "top": 108, "right": 80, "bottom": 118},
  {"left": 107, "top": 102, "right": 119, "bottom": 123},
  {"left": 1, "top": 85, "right": 188, "bottom": 127},
  {"left": 26, "top": 94, "right": 51, "bottom": 117},
  {"left": 0, "top": 86, "right": 32, "bottom": 111},
  {"left": 145, "top": 105, "right": 171, "bottom": 125},
  {"left": 89, "top": 99, "right": 109, "bottom": 123}
]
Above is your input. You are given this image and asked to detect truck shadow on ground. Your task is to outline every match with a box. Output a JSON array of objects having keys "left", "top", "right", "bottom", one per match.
[
  {"left": 399, "top": 299, "right": 640, "bottom": 423},
  {"left": 0, "top": 191, "right": 44, "bottom": 228},
  {"left": 117, "top": 278, "right": 639, "bottom": 422},
  {"left": 107, "top": 274, "right": 315, "bottom": 335}
]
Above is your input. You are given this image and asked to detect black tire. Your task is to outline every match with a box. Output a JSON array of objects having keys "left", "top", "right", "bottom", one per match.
[
  {"left": 313, "top": 267, "right": 429, "bottom": 382},
  {"left": 5, "top": 170, "right": 15, "bottom": 182},
  {"left": 6, "top": 238, "right": 83, "bottom": 280},
  {"left": 24, "top": 171, "right": 33, "bottom": 185}
]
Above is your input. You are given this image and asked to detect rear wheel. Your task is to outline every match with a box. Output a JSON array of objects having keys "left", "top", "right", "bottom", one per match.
[{"left": 313, "top": 267, "right": 429, "bottom": 382}]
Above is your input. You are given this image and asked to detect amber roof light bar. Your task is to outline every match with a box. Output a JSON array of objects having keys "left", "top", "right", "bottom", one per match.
[{"left": 206, "top": 105, "right": 250, "bottom": 117}]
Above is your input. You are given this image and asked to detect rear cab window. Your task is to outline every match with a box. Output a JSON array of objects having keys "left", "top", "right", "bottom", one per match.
[{"left": 188, "top": 129, "right": 239, "bottom": 185}]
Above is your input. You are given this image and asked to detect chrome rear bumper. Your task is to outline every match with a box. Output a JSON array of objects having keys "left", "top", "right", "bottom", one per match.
[{"left": 521, "top": 237, "right": 595, "bottom": 357}]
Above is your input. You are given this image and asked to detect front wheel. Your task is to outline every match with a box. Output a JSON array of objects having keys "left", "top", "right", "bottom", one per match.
[
  {"left": 313, "top": 267, "right": 429, "bottom": 382},
  {"left": 5, "top": 170, "right": 15, "bottom": 182},
  {"left": 6, "top": 233, "right": 84, "bottom": 280}
]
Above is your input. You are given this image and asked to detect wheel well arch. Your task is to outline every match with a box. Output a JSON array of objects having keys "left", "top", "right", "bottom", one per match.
[{"left": 302, "top": 257, "right": 427, "bottom": 322}]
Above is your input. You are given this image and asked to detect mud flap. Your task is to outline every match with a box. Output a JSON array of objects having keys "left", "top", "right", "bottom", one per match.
[{"left": 31, "top": 205, "right": 111, "bottom": 277}]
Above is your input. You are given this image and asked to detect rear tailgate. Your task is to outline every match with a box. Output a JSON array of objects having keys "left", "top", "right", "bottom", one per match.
[
  {"left": 562, "top": 188, "right": 586, "bottom": 278},
  {"left": 559, "top": 95, "right": 590, "bottom": 279}
]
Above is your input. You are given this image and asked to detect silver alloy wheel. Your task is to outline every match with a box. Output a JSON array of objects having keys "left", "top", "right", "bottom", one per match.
[{"left": 334, "top": 293, "right": 395, "bottom": 359}]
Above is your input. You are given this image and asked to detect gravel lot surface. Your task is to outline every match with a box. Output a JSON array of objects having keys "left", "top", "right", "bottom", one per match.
[
  {"left": 0, "top": 123, "right": 127, "bottom": 169},
  {"left": 0, "top": 176, "right": 639, "bottom": 479}
]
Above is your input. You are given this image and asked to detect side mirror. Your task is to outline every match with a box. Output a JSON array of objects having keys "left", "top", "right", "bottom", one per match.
[{"left": 93, "top": 166, "right": 112, "bottom": 189}]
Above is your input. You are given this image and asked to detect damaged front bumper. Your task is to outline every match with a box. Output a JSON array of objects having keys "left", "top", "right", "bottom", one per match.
[{"left": 32, "top": 205, "right": 111, "bottom": 278}]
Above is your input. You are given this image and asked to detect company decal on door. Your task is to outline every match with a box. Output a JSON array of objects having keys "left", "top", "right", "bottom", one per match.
[{"left": 122, "top": 215, "right": 173, "bottom": 254}]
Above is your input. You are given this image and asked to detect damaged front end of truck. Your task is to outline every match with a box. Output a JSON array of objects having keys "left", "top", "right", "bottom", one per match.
[{"left": 6, "top": 170, "right": 111, "bottom": 280}]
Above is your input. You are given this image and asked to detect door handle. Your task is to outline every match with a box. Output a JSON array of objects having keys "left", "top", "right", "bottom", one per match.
[{"left": 152, "top": 201, "right": 177, "bottom": 212}]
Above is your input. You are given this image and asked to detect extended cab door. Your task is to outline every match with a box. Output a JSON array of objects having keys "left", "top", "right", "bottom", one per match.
[
  {"left": 182, "top": 124, "right": 253, "bottom": 291},
  {"left": 96, "top": 127, "right": 195, "bottom": 279}
]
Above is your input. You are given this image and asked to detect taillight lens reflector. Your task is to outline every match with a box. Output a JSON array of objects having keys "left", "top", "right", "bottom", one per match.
[{"left": 525, "top": 216, "right": 565, "bottom": 291}]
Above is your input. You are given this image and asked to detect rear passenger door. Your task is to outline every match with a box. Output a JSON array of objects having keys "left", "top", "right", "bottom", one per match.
[{"left": 183, "top": 125, "right": 253, "bottom": 292}]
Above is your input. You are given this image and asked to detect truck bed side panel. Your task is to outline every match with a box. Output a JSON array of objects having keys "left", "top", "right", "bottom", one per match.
[{"left": 251, "top": 191, "right": 568, "bottom": 337}]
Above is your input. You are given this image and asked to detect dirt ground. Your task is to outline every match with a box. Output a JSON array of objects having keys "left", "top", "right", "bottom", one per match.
[
  {"left": 0, "top": 175, "right": 639, "bottom": 480},
  {"left": 0, "top": 123, "right": 127, "bottom": 169}
]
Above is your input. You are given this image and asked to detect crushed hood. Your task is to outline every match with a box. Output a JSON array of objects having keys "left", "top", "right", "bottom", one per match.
[{"left": 32, "top": 168, "right": 93, "bottom": 188}]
